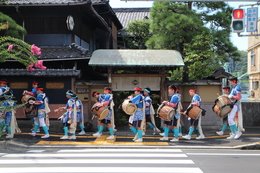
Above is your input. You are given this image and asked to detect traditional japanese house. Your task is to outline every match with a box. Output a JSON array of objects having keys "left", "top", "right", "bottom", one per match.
[{"left": 0, "top": 0, "right": 122, "bottom": 121}]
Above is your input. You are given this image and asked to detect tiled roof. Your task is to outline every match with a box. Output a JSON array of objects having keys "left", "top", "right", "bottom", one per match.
[
  {"left": 89, "top": 49, "right": 184, "bottom": 67},
  {"left": 210, "top": 67, "right": 232, "bottom": 79},
  {"left": 35, "top": 45, "right": 90, "bottom": 60},
  {"left": 0, "top": 0, "right": 90, "bottom": 5},
  {"left": 113, "top": 8, "right": 150, "bottom": 28},
  {"left": 0, "top": 0, "right": 108, "bottom": 5},
  {"left": 0, "top": 69, "right": 81, "bottom": 77}
]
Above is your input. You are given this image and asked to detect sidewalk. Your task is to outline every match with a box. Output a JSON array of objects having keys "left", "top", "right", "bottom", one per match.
[{"left": 1, "top": 126, "right": 260, "bottom": 150}]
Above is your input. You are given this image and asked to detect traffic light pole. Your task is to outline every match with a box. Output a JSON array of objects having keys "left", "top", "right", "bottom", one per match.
[
  {"left": 238, "top": 33, "right": 260, "bottom": 37},
  {"left": 238, "top": 2, "right": 260, "bottom": 8}
]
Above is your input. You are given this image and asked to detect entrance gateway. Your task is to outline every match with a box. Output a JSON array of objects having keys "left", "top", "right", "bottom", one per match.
[{"left": 89, "top": 49, "right": 184, "bottom": 101}]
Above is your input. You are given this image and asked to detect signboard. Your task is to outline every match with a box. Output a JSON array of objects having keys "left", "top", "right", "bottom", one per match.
[
  {"left": 76, "top": 88, "right": 89, "bottom": 94},
  {"left": 247, "top": 7, "right": 258, "bottom": 32},
  {"left": 112, "top": 76, "right": 161, "bottom": 91},
  {"left": 10, "top": 82, "right": 28, "bottom": 89},
  {"left": 46, "top": 82, "right": 64, "bottom": 89}
]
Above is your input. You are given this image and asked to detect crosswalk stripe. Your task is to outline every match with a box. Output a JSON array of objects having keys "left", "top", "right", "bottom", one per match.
[
  {"left": 187, "top": 153, "right": 260, "bottom": 156},
  {"left": 2, "top": 153, "right": 187, "bottom": 158},
  {"left": 0, "top": 149, "right": 203, "bottom": 173},
  {"left": 57, "top": 149, "right": 182, "bottom": 153},
  {"left": 0, "top": 167, "right": 203, "bottom": 173},
  {"left": 26, "top": 150, "right": 45, "bottom": 153},
  {"left": 0, "top": 159, "right": 194, "bottom": 164}
]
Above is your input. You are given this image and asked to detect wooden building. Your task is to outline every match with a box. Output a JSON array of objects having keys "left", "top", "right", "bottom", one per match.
[{"left": 0, "top": 0, "right": 122, "bottom": 120}]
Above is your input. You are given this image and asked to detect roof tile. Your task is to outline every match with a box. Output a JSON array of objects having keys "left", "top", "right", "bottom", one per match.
[
  {"left": 113, "top": 8, "right": 150, "bottom": 28},
  {"left": 0, "top": 68, "right": 80, "bottom": 77}
]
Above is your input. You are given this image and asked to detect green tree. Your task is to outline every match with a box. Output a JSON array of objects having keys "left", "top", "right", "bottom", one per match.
[
  {"left": 0, "top": 36, "right": 38, "bottom": 67},
  {"left": 0, "top": 12, "right": 27, "bottom": 39},
  {"left": 147, "top": 1, "right": 240, "bottom": 81},
  {"left": 0, "top": 12, "right": 39, "bottom": 68},
  {"left": 232, "top": 50, "right": 248, "bottom": 83},
  {"left": 124, "top": 20, "right": 151, "bottom": 49}
]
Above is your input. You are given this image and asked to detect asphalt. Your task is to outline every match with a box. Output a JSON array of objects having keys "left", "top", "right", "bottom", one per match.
[{"left": 0, "top": 126, "right": 260, "bottom": 150}]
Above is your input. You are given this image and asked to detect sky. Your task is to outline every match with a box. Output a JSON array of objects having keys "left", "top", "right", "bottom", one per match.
[{"left": 109, "top": 0, "right": 258, "bottom": 51}]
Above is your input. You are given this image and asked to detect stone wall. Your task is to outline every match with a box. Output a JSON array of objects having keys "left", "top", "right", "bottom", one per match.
[{"left": 241, "top": 102, "right": 260, "bottom": 126}]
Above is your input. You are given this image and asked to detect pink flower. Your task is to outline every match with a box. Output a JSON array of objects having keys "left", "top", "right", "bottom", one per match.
[
  {"left": 34, "top": 60, "right": 42, "bottom": 68},
  {"left": 39, "top": 65, "right": 47, "bottom": 70},
  {"left": 31, "top": 44, "right": 41, "bottom": 55},
  {"left": 34, "top": 60, "right": 47, "bottom": 70},
  {"left": 8, "top": 45, "right": 13, "bottom": 50},
  {"left": 27, "top": 64, "right": 35, "bottom": 71}
]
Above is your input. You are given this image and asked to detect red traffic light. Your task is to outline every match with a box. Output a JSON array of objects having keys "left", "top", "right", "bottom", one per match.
[{"left": 233, "top": 9, "right": 244, "bottom": 19}]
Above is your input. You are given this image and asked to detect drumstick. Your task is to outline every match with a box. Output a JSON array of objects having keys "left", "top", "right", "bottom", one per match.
[
  {"left": 217, "top": 93, "right": 220, "bottom": 96},
  {"left": 91, "top": 114, "right": 96, "bottom": 120}
]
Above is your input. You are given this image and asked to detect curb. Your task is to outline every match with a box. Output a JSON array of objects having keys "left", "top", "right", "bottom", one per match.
[
  {"left": 0, "top": 140, "right": 30, "bottom": 149},
  {"left": 1, "top": 140, "right": 260, "bottom": 150}
]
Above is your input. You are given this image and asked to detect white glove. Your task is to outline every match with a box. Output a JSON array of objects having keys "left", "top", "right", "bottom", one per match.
[{"left": 58, "top": 115, "right": 64, "bottom": 121}]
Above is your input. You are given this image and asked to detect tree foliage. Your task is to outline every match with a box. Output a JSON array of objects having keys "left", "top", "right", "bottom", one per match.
[
  {"left": 232, "top": 50, "right": 248, "bottom": 83},
  {"left": 124, "top": 20, "right": 151, "bottom": 49},
  {"left": 0, "top": 36, "right": 38, "bottom": 67},
  {"left": 0, "top": 12, "right": 27, "bottom": 39},
  {"left": 0, "top": 12, "right": 40, "bottom": 68},
  {"left": 146, "top": 1, "right": 240, "bottom": 81}
]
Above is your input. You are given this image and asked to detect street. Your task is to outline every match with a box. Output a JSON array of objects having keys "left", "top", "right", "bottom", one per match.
[{"left": 0, "top": 148, "right": 259, "bottom": 173}]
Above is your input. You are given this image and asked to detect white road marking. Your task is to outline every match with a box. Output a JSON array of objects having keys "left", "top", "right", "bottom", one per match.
[
  {"left": 57, "top": 149, "right": 182, "bottom": 153},
  {"left": 26, "top": 150, "right": 45, "bottom": 153},
  {"left": 2, "top": 153, "right": 187, "bottom": 158},
  {"left": 0, "top": 159, "right": 194, "bottom": 164},
  {"left": 0, "top": 167, "right": 203, "bottom": 173},
  {"left": 187, "top": 153, "right": 260, "bottom": 156}
]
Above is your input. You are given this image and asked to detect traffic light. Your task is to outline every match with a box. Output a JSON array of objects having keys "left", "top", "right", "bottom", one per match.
[{"left": 232, "top": 9, "right": 245, "bottom": 33}]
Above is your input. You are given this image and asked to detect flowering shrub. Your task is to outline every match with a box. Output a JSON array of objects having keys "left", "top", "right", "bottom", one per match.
[{"left": 0, "top": 36, "right": 46, "bottom": 70}]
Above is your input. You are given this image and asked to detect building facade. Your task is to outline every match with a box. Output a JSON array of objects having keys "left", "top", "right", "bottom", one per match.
[
  {"left": 247, "top": 19, "right": 260, "bottom": 101},
  {"left": 0, "top": 0, "right": 122, "bottom": 120}
]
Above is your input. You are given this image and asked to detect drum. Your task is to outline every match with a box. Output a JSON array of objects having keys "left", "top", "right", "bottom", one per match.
[
  {"left": 212, "top": 96, "right": 232, "bottom": 118},
  {"left": 21, "top": 94, "right": 37, "bottom": 118},
  {"left": 21, "top": 94, "right": 36, "bottom": 103},
  {"left": 122, "top": 99, "right": 137, "bottom": 115},
  {"left": 157, "top": 104, "right": 175, "bottom": 121},
  {"left": 186, "top": 106, "right": 202, "bottom": 120},
  {"left": 91, "top": 102, "right": 109, "bottom": 120},
  {"left": 23, "top": 104, "right": 38, "bottom": 118}
]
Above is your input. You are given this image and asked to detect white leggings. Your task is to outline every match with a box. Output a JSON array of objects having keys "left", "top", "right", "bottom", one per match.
[
  {"left": 228, "top": 105, "right": 237, "bottom": 126},
  {"left": 34, "top": 117, "right": 46, "bottom": 127}
]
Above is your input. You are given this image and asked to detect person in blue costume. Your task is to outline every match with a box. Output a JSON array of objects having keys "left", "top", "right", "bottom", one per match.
[
  {"left": 159, "top": 85, "right": 180, "bottom": 142},
  {"left": 225, "top": 77, "right": 243, "bottom": 140},
  {"left": 92, "top": 92, "right": 103, "bottom": 136},
  {"left": 24, "top": 82, "right": 40, "bottom": 133},
  {"left": 129, "top": 87, "right": 144, "bottom": 142},
  {"left": 29, "top": 87, "right": 50, "bottom": 138},
  {"left": 93, "top": 87, "right": 115, "bottom": 140},
  {"left": 143, "top": 87, "right": 160, "bottom": 135},
  {"left": 216, "top": 86, "right": 231, "bottom": 136},
  {"left": 182, "top": 89, "right": 205, "bottom": 140},
  {"left": 2, "top": 91, "right": 16, "bottom": 139},
  {"left": 24, "top": 81, "right": 38, "bottom": 96},
  {"left": 58, "top": 90, "right": 77, "bottom": 140},
  {"left": 175, "top": 86, "right": 184, "bottom": 137},
  {"left": 74, "top": 95, "right": 86, "bottom": 135},
  {"left": 0, "top": 80, "right": 13, "bottom": 101}
]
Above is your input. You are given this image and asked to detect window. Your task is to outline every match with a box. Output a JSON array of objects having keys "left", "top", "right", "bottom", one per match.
[
  {"left": 251, "top": 50, "right": 255, "bottom": 66},
  {"left": 252, "top": 81, "right": 259, "bottom": 90}
]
